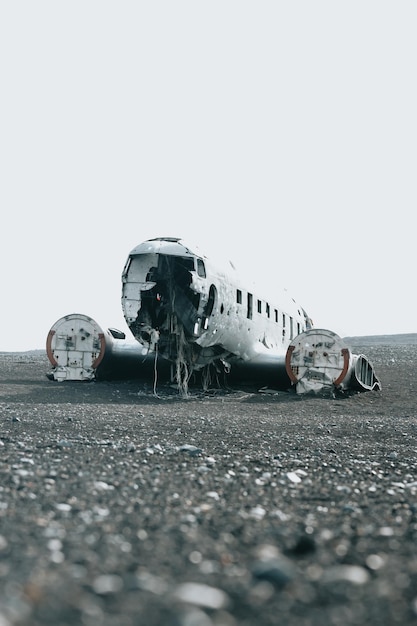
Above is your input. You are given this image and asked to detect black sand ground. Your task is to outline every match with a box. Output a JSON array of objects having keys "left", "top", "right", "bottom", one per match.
[{"left": 0, "top": 339, "right": 417, "bottom": 625}]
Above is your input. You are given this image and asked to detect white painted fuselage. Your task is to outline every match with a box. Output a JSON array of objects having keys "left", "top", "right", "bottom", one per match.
[{"left": 121, "top": 237, "right": 312, "bottom": 384}]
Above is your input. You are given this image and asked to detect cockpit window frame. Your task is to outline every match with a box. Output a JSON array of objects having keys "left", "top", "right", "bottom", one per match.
[{"left": 196, "top": 258, "right": 206, "bottom": 278}]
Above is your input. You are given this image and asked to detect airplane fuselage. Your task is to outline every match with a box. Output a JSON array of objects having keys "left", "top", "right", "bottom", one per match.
[{"left": 121, "top": 238, "right": 311, "bottom": 383}]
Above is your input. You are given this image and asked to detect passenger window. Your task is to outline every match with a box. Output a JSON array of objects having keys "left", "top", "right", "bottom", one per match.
[
  {"left": 236, "top": 289, "right": 242, "bottom": 304},
  {"left": 257, "top": 300, "right": 262, "bottom": 314},
  {"left": 197, "top": 259, "right": 206, "bottom": 278},
  {"left": 247, "top": 293, "right": 253, "bottom": 319}
]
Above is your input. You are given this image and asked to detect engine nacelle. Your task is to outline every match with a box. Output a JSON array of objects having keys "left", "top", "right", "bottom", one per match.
[
  {"left": 46, "top": 313, "right": 165, "bottom": 381},
  {"left": 285, "top": 328, "right": 381, "bottom": 395}
]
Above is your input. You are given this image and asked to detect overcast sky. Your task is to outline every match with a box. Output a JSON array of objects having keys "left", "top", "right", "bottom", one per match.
[{"left": 1, "top": 2, "right": 416, "bottom": 351}]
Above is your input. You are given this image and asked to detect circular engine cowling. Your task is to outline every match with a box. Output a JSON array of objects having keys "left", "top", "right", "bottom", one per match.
[
  {"left": 285, "top": 328, "right": 381, "bottom": 394},
  {"left": 46, "top": 313, "right": 108, "bottom": 381}
]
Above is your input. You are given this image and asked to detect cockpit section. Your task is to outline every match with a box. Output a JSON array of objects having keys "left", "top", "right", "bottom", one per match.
[{"left": 121, "top": 248, "right": 211, "bottom": 363}]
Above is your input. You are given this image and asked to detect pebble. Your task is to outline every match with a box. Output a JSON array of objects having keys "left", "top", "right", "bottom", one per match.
[
  {"left": 286, "top": 472, "right": 302, "bottom": 484},
  {"left": 365, "top": 554, "right": 385, "bottom": 570},
  {"left": 322, "top": 565, "right": 370, "bottom": 585},
  {"left": 251, "top": 556, "right": 295, "bottom": 589},
  {"left": 55, "top": 503, "right": 72, "bottom": 512},
  {"left": 249, "top": 506, "right": 267, "bottom": 520},
  {"left": 92, "top": 574, "right": 124, "bottom": 595},
  {"left": 172, "top": 583, "right": 230, "bottom": 609},
  {"left": 179, "top": 444, "right": 203, "bottom": 456},
  {"left": 206, "top": 491, "right": 220, "bottom": 501},
  {"left": 93, "top": 481, "right": 114, "bottom": 491}
]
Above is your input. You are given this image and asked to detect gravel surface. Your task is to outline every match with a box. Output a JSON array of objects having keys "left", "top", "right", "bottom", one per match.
[{"left": 1, "top": 341, "right": 417, "bottom": 625}]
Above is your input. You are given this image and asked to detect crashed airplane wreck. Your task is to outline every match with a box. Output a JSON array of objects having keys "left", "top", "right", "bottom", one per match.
[
  {"left": 119, "top": 237, "right": 381, "bottom": 395},
  {"left": 46, "top": 237, "right": 381, "bottom": 395}
]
